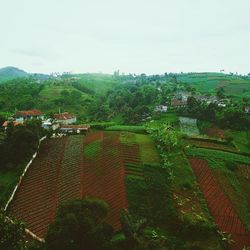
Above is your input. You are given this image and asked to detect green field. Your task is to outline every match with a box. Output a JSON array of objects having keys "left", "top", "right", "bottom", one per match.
[
  {"left": 226, "top": 130, "right": 250, "bottom": 153},
  {"left": 0, "top": 167, "right": 24, "bottom": 206},
  {"left": 106, "top": 125, "right": 146, "bottom": 134},
  {"left": 177, "top": 73, "right": 250, "bottom": 97}
]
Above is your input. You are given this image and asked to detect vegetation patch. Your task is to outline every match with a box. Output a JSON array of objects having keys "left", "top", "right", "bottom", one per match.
[
  {"left": 106, "top": 125, "right": 146, "bottom": 133},
  {"left": 83, "top": 139, "right": 102, "bottom": 158},
  {"left": 185, "top": 147, "right": 250, "bottom": 167}
]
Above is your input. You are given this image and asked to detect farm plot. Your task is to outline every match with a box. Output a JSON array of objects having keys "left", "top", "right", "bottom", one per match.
[
  {"left": 204, "top": 127, "right": 225, "bottom": 139},
  {"left": 185, "top": 138, "right": 237, "bottom": 152},
  {"left": 82, "top": 132, "right": 128, "bottom": 230},
  {"left": 57, "top": 136, "right": 83, "bottom": 204},
  {"left": 8, "top": 137, "right": 68, "bottom": 238},
  {"left": 188, "top": 158, "right": 250, "bottom": 249},
  {"left": 8, "top": 131, "right": 161, "bottom": 239},
  {"left": 179, "top": 117, "right": 200, "bottom": 136}
]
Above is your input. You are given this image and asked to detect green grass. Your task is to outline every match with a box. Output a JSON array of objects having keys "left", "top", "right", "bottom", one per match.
[
  {"left": 177, "top": 72, "right": 250, "bottom": 97},
  {"left": 148, "top": 112, "right": 179, "bottom": 129},
  {"left": 226, "top": 130, "right": 250, "bottom": 153},
  {"left": 167, "top": 151, "right": 196, "bottom": 189},
  {"left": 106, "top": 125, "right": 146, "bottom": 133},
  {"left": 83, "top": 140, "right": 101, "bottom": 158},
  {"left": 0, "top": 167, "right": 24, "bottom": 206},
  {"left": 126, "top": 164, "right": 176, "bottom": 226},
  {"left": 135, "top": 134, "right": 161, "bottom": 165},
  {"left": 185, "top": 147, "right": 250, "bottom": 167}
]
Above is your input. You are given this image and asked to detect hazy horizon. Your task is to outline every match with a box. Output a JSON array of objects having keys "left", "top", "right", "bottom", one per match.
[{"left": 1, "top": 0, "right": 250, "bottom": 75}]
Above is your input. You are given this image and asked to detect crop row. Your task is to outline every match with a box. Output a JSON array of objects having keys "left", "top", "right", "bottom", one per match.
[
  {"left": 8, "top": 138, "right": 68, "bottom": 238},
  {"left": 189, "top": 158, "right": 250, "bottom": 249},
  {"left": 82, "top": 132, "right": 128, "bottom": 230},
  {"left": 186, "top": 147, "right": 250, "bottom": 166},
  {"left": 57, "top": 136, "right": 83, "bottom": 205},
  {"left": 186, "top": 139, "right": 237, "bottom": 152},
  {"left": 83, "top": 131, "right": 104, "bottom": 145}
]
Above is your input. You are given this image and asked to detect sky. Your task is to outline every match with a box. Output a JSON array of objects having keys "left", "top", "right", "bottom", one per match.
[{"left": 0, "top": 0, "right": 250, "bottom": 75}]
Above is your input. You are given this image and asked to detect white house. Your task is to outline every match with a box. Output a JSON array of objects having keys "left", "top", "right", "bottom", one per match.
[
  {"left": 155, "top": 105, "right": 168, "bottom": 112},
  {"left": 42, "top": 119, "right": 60, "bottom": 130},
  {"left": 53, "top": 112, "right": 77, "bottom": 125},
  {"left": 245, "top": 106, "right": 250, "bottom": 113}
]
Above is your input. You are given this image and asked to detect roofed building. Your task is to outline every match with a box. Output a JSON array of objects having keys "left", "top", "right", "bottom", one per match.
[
  {"left": 53, "top": 112, "right": 77, "bottom": 125},
  {"left": 15, "top": 110, "right": 44, "bottom": 122},
  {"left": 59, "top": 124, "right": 90, "bottom": 133}
]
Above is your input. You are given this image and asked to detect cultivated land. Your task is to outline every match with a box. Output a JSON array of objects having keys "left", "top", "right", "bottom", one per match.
[
  {"left": 7, "top": 131, "right": 160, "bottom": 238},
  {"left": 1, "top": 70, "right": 250, "bottom": 249}
]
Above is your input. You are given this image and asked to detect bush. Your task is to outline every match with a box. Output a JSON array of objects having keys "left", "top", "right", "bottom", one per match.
[
  {"left": 225, "top": 160, "right": 237, "bottom": 171},
  {"left": 180, "top": 214, "right": 216, "bottom": 239}
]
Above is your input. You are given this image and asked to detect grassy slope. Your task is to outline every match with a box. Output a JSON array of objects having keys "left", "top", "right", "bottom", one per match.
[
  {"left": 76, "top": 73, "right": 119, "bottom": 94},
  {"left": 177, "top": 72, "right": 250, "bottom": 97},
  {"left": 226, "top": 130, "right": 250, "bottom": 153},
  {"left": 0, "top": 166, "right": 25, "bottom": 206}
]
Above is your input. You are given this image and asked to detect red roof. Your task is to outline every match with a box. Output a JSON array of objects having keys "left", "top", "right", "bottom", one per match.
[
  {"left": 15, "top": 110, "right": 43, "bottom": 117},
  {"left": 2, "top": 121, "right": 23, "bottom": 127},
  {"left": 53, "top": 112, "right": 76, "bottom": 120},
  {"left": 171, "top": 98, "right": 186, "bottom": 107}
]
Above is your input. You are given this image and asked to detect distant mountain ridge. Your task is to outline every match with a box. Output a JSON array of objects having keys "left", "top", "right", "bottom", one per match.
[
  {"left": 0, "top": 66, "right": 28, "bottom": 81},
  {"left": 0, "top": 66, "right": 51, "bottom": 82}
]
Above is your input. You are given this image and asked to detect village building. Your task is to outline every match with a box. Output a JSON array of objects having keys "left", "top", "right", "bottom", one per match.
[
  {"left": 42, "top": 119, "right": 60, "bottom": 131},
  {"left": 171, "top": 98, "right": 186, "bottom": 108},
  {"left": 2, "top": 121, "right": 23, "bottom": 130},
  {"left": 59, "top": 124, "right": 90, "bottom": 134},
  {"left": 217, "top": 102, "right": 227, "bottom": 108},
  {"left": 245, "top": 106, "right": 250, "bottom": 113},
  {"left": 15, "top": 109, "right": 44, "bottom": 122},
  {"left": 155, "top": 105, "right": 168, "bottom": 112},
  {"left": 53, "top": 112, "right": 77, "bottom": 125},
  {"left": 176, "top": 91, "right": 192, "bottom": 102}
]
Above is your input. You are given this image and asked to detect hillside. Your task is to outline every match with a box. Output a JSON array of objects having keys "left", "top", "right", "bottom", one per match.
[
  {"left": 177, "top": 72, "right": 250, "bottom": 97},
  {"left": 0, "top": 66, "right": 28, "bottom": 82}
]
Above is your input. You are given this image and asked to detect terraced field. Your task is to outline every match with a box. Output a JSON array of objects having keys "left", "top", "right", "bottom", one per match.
[
  {"left": 188, "top": 158, "right": 250, "bottom": 249},
  {"left": 7, "top": 132, "right": 160, "bottom": 239}
]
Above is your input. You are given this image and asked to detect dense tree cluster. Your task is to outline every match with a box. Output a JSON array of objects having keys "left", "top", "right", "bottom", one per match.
[
  {"left": 0, "top": 209, "right": 26, "bottom": 250},
  {"left": 183, "top": 96, "right": 250, "bottom": 130},
  {"left": 0, "top": 120, "right": 43, "bottom": 169}
]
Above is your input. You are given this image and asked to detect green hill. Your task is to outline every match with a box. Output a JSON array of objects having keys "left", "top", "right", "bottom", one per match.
[
  {"left": 177, "top": 72, "right": 250, "bottom": 97},
  {"left": 0, "top": 66, "right": 28, "bottom": 82}
]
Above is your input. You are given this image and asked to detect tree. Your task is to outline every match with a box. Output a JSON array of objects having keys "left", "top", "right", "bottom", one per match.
[
  {"left": 0, "top": 209, "right": 26, "bottom": 250},
  {"left": 186, "top": 96, "right": 198, "bottom": 111},
  {"left": 45, "top": 198, "right": 113, "bottom": 250},
  {"left": 216, "top": 87, "right": 225, "bottom": 99},
  {"left": 120, "top": 209, "right": 167, "bottom": 250},
  {"left": 10, "top": 126, "right": 39, "bottom": 164}
]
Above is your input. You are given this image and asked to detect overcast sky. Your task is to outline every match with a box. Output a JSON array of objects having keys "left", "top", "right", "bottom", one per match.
[{"left": 0, "top": 0, "right": 249, "bottom": 74}]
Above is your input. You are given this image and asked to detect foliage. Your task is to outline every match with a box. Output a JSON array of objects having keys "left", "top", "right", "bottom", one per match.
[
  {"left": 180, "top": 213, "right": 216, "bottom": 239},
  {"left": 106, "top": 125, "right": 146, "bottom": 134},
  {"left": 0, "top": 209, "right": 26, "bottom": 250},
  {"left": 185, "top": 147, "right": 250, "bottom": 167},
  {"left": 45, "top": 198, "right": 114, "bottom": 250},
  {"left": 120, "top": 209, "right": 168, "bottom": 250},
  {"left": 0, "top": 122, "right": 40, "bottom": 168},
  {"left": 146, "top": 124, "right": 181, "bottom": 152},
  {"left": 126, "top": 164, "right": 176, "bottom": 228},
  {"left": 84, "top": 140, "right": 101, "bottom": 158}
]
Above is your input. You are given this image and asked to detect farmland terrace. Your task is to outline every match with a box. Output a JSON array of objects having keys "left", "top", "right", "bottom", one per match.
[{"left": 7, "top": 131, "right": 159, "bottom": 239}]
